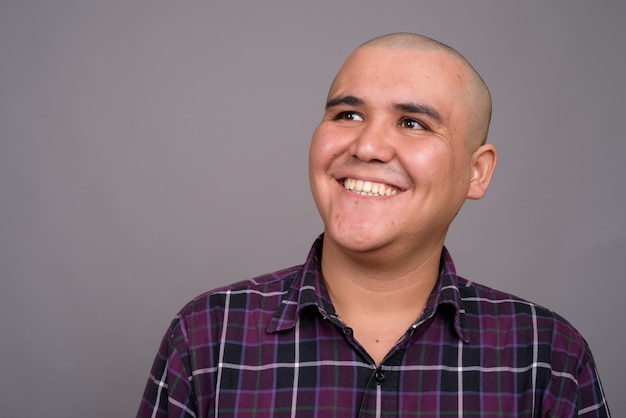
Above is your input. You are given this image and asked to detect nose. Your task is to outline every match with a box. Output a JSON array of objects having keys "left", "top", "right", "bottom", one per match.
[{"left": 349, "top": 119, "right": 395, "bottom": 163}]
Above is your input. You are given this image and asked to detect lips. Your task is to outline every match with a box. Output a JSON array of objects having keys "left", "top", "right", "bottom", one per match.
[{"left": 343, "top": 178, "right": 400, "bottom": 196}]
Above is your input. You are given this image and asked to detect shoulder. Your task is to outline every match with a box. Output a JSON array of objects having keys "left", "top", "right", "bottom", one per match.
[
  {"left": 456, "top": 276, "right": 546, "bottom": 312},
  {"left": 457, "top": 276, "right": 592, "bottom": 363},
  {"left": 458, "top": 275, "right": 567, "bottom": 322},
  {"left": 173, "top": 264, "right": 304, "bottom": 325},
  {"left": 455, "top": 277, "right": 609, "bottom": 415}
]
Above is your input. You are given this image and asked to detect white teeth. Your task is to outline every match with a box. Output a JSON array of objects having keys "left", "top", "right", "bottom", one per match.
[{"left": 343, "top": 179, "right": 398, "bottom": 196}]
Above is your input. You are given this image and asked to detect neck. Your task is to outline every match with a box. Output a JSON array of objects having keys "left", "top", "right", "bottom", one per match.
[
  {"left": 320, "top": 237, "right": 443, "bottom": 364},
  {"left": 320, "top": 237, "right": 443, "bottom": 319}
]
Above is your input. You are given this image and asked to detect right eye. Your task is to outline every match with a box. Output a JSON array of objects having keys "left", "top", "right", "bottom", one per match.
[{"left": 336, "top": 111, "right": 364, "bottom": 122}]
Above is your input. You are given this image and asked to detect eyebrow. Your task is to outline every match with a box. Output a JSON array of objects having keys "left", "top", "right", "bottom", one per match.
[
  {"left": 325, "top": 95, "right": 443, "bottom": 125},
  {"left": 325, "top": 95, "right": 364, "bottom": 109},
  {"left": 394, "top": 102, "right": 443, "bottom": 125}
]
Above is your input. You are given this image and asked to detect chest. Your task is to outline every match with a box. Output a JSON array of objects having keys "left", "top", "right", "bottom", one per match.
[{"left": 189, "top": 313, "right": 568, "bottom": 417}]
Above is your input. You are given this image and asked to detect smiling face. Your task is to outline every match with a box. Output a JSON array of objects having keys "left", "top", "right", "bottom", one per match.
[{"left": 309, "top": 44, "right": 496, "bottom": 261}]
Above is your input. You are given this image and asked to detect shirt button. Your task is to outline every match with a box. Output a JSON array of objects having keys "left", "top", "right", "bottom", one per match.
[{"left": 374, "top": 368, "right": 385, "bottom": 384}]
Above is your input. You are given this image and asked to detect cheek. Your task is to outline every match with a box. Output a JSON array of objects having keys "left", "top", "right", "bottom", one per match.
[
  {"left": 309, "top": 127, "right": 336, "bottom": 197},
  {"left": 402, "top": 144, "right": 454, "bottom": 179},
  {"left": 308, "top": 127, "right": 324, "bottom": 171},
  {"left": 309, "top": 125, "right": 344, "bottom": 170}
]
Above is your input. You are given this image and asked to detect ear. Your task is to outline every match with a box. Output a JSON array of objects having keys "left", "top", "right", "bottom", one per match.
[{"left": 467, "top": 143, "right": 497, "bottom": 200}]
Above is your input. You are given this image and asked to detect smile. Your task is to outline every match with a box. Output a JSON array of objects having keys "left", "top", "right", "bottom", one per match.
[{"left": 343, "top": 178, "right": 400, "bottom": 196}]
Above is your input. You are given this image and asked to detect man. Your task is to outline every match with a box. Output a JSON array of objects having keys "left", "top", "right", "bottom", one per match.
[{"left": 138, "top": 33, "right": 610, "bottom": 417}]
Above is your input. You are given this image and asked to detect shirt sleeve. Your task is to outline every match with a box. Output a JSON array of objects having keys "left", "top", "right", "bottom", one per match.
[
  {"left": 137, "top": 317, "right": 198, "bottom": 418},
  {"left": 576, "top": 353, "right": 611, "bottom": 417},
  {"left": 544, "top": 317, "right": 611, "bottom": 417}
]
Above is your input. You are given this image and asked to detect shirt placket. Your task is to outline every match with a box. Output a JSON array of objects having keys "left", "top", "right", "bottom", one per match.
[{"left": 357, "top": 352, "right": 403, "bottom": 418}]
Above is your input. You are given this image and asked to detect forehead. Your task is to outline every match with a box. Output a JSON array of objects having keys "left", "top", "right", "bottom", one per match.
[{"left": 329, "top": 46, "right": 470, "bottom": 118}]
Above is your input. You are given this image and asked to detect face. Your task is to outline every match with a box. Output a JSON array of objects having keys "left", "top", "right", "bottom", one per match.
[{"left": 309, "top": 46, "right": 491, "bottom": 259}]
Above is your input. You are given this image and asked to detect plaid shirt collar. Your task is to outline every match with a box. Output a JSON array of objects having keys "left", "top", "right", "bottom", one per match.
[{"left": 267, "top": 234, "right": 469, "bottom": 343}]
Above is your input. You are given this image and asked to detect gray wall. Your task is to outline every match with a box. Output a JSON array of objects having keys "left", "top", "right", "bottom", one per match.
[{"left": 1, "top": 1, "right": 623, "bottom": 416}]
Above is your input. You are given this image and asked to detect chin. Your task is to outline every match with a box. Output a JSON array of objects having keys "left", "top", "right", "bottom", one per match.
[{"left": 324, "top": 226, "right": 393, "bottom": 254}]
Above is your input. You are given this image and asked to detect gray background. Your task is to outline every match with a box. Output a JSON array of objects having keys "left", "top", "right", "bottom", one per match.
[{"left": 1, "top": 1, "right": 623, "bottom": 416}]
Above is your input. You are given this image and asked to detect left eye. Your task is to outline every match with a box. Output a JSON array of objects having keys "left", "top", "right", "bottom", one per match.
[{"left": 400, "top": 118, "right": 425, "bottom": 130}]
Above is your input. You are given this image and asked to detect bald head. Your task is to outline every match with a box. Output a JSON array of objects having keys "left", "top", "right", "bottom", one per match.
[{"left": 356, "top": 33, "right": 492, "bottom": 148}]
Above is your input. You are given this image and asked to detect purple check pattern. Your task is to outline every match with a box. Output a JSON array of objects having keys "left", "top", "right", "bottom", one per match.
[{"left": 137, "top": 235, "right": 609, "bottom": 417}]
